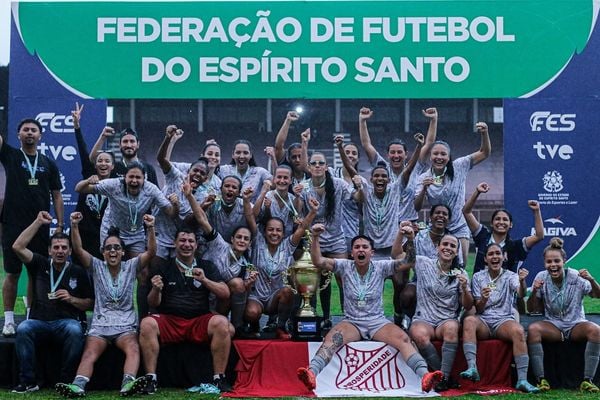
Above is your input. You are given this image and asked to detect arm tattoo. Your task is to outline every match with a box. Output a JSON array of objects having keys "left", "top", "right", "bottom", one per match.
[{"left": 315, "top": 331, "right": 344, "bottom": 363}]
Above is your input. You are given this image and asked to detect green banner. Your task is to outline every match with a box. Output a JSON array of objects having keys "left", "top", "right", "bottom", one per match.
[{"left": 14, "top": 1, "right": 594, "bottom": 98}]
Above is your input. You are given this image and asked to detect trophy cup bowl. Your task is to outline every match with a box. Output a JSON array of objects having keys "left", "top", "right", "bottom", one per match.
[{"left": 289, "top": 252, "right": 320, "bottom": 317}]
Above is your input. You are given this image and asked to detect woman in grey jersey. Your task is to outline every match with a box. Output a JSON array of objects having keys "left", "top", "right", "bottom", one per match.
[
  {"left": 56, "top": 213, "right": 156, "bottom": 397},
  {"left": 460, "top": 243, "right": 539, "bottom": 393},
  {"left": 244, "top": 198, "right": 319, "bottom": 339},
  {"left": 414, "top": 122, "right": 491, "bottom": 266},
  {"left": 527, "top": 238, "right": 600, "bottom": 393},
  {"left": 408, "top": 233, "right": 473, "bottom": 391}
]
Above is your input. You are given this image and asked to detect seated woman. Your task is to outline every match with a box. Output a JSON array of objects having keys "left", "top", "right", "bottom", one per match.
[
  {"left": 527, "top": 238, "right": 600, "bottom": 393},
  {"left": 460, "top": 243, "right": 539, "bottom": 393},
  {"left": 56, "top": 213, "right": 156, "bottom": 397},
  {"left": 400, "top": 233, "right": 473, "bottom": 391}
]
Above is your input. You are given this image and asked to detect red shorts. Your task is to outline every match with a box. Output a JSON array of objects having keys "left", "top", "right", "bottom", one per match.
[{"left": 148, "top": 313, "right": 216, "bottom": 345}]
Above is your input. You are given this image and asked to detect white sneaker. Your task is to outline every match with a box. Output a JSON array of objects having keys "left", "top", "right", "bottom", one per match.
[{"left": 2, "top": 322, "right": 16, "bottom": 337}]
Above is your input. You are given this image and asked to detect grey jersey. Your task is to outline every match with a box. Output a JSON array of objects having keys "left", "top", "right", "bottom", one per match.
[
  {"left": 203, "top": 233, "right": 247, "bottom": 282},
  {"left": 218, "top": 165, "right": 272, "bottom": 203},
  {"left": 259, "top": 191, "right": 298, "bottom": 238},
  {"left": 472, "top": 269, "right": 519, "bottom": 326},
  {"left": 90, "top": 257, "right": 139, "bottom": 333},
  {"left": 95, "top": 178, "right": 171, "bottom": 242},
  {"left": 534, "top": 268, "right": 591, "bottom": 330},
  {"left": 172, "top": 162, "right": 222, "bottom": 193},
  {"left": 415, "top": 155, "right": 472, "bottom": 233},
  {"left": 300, "top": 177, "right": 350, "bottom": 253},
  {"left": 361, "top": 179, "right": 403, "bottom": 249},
  {"left": 413, "top": 256, "right": 468, "bottom": 325},
  {"left": 155, "top": 165, "right": 208, "bottom": 251},
  {"left": 329, "top": 167, "right": 362, "bottom": 241},
  {"left": 206, "top": 198, "right": 248, "bottom": 243},
  {"left": 250, "top": 233, "right": 296, "bottom": 301},
  {"left": 333, "top": 259, "right": 395, "bottom": 321},
  {"left": 372, "top": 152, "right": 428, "bottom": 221}
]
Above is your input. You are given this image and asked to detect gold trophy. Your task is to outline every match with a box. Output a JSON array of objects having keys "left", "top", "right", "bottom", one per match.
[{"left": 287, "top": 230, "right": 330, "bottom": 340}]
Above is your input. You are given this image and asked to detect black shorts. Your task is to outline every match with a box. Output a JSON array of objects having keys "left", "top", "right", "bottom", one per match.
[{"left": 2, "top": 234, "right": 48, "bottom": 274}]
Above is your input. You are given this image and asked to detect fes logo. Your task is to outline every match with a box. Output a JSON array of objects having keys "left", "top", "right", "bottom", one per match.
[{"left": 529, "top": 111, "right": 576, "bottom": 132}]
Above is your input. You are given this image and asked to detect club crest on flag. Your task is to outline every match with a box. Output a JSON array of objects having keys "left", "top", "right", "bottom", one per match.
[{"left": 334, "top": 343, "right": 406, "bottom": 391}]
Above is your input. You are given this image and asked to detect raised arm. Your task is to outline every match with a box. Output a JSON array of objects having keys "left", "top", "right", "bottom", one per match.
[
  {"left": 274, "top": 111, "right": 299, "bottom": 162},
  {"left": 156, "top": 125, "right": 180, "bottom": 174},
  {"left": 310, "top": 224, "right": 336, "bottom": 271},
  {"left": 71, "top": 103, "right": 94, "bottom": 176},
  {"left": 52, "top": 190, "right": 65, "bottom": 234},
  {"left": 253, "top": 180, "right": 271, "bottom": 218},
  {"left": 580, "top": 269, "right": 600, "bottom": 298},
  {"left": 139, "top": 215, "right": 157, "bottom": 268},
  {"left": 351, "top": 175, "right": 365, "bottom": 204},
  {"left": 401, "top": 132, "right": 424, "bottom": 186},
  {"left": 358, "top": 107, "right": 378, "bottom": 164},
  {"left": 69, "top": 212, "right": 93, "bottom": 268},
  {"left": 463, "top": 182, "right": 489, "bottom": 233},
  {"left": 524, "top": 200, "right": 544, "bottom": 249},
  {"left": 300, "top": 128, "right": 311, "bottom": 173},
  {"left": 164, "top": 127, "right": 184, "bottom": 162},
  {"left": 290, "top": 197, "right": 319, "bottom": 246},
  {"left": 419, "top": 107, "right": 438, "bottom": 162},
  {"left": 392, "top": 223, "right": 417, "bottom": 272},
  {"left": 470, "top": 122, "right": 491, "bottom": 166},
  {"left": 517, "top": 268, "right": 529, "bottom": 298},
  {"left": 414, "top": 176, "right": 433, "bottom": 212},
  {"left": 335, "top": 135, "right": 357, "bottom": 177},
  {"left": 242, "top": 187, "right": 257, "bottom": 236},
  {"left": 12, "top": 211, "right": 53, "bottom": 264},
  {"left": 89, "top": 126, "right": 115, "bottom": 164},
  {"left": 527, "top": 278, "right": 545, "bottom": 314},
  {"left": 75, "top": 174, "right": 100, "bottom": 194}
]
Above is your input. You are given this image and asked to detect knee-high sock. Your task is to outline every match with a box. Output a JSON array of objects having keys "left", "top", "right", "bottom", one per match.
[
  {"left": 309, "top": 354, "right": 328, "bottom": 375},
  {"left": 406, "top": 352, "right": 429, "bottom": 378},
  {"left": 230, "top": 292, "right": 247, "bottom": 329},
  {"left": 528, "top": 342, "right": 545, "bottom": 380},
  {"left": 441, "top": 342, "right": 458, "bottom": 378},
  {"left": 421, "top": 343, "right": 441, "bottom": 371},
  {"left": 514, "top": 354, "right": 529, "bottom": 381},
  {"left": 584, "top": 341, "right": 600, "bottom": 380},
  {"left": 462, "top": 341, "right": 477, "bottom": 370}
]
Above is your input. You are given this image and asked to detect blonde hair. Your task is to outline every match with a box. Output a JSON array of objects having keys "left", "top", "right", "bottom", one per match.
[{"left": 543, "top": 237, "right": 567, "bottom": 260}]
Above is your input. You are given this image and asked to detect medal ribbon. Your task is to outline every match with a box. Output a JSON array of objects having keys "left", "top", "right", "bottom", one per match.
[
  {"left": 101, "top": 263, "right": 125, "bottom": 302},
  {"left": 274, "top": 191, "right": 298, "bottom": 219},
  {"left": 20, "top": 148, "right": 39, "bottom": 181},
  {"left": 175, "top": 257, "right": 197, "bottom": 276},
  {"left": 49, "top": 260, "right": 69, "bottom": 293},
  {"left": 353, "top": 262, "right": 373, "bottom": 303}
]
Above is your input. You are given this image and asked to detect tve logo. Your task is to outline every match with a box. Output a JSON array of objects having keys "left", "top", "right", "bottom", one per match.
[
  {"left": 36, "top": 112, "right": 75, "bottom": 133},
  {"left": 532, "top": 142, "right": 573, "bottom": 160},
  {"left": 37, "top": 142, "right": 77, "bottom": 162},
  {"left": 529, "top": 111, "right": 576, "bottom": 132}
]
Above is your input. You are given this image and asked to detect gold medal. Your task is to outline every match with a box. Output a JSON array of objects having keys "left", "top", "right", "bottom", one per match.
[
  {"left": 184, "top": 269, "right": 193, "bottom": 278},
  {"left": 47, "top": 292, "right": 57, "bottom": 300},
  {"left": 28, "top": 178, "right": 39, "bottom": 186}
]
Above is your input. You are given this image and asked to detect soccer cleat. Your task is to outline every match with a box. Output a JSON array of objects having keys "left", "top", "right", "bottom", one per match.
[
  {"left": 580, "top": 380, "right": 600, "bottom": 393},
  {"left": 537, "top": 378, "right": 551, "bottom": 391},
  {"left": 12, "top": 383, "right": 39, "bottom": 394},
  {"left": 459, "top": 367, "right": 481, "bottom": 382},
  {"left": 141, "top": 375, "right": 157, "bottom": 395},
  {"left": 297, "top": 367, "right": 317, "bottom": 391},
  {"left": 120, "top": 375, "right": 148, "bottom": 397},
  {"left": 515, "top": 379, "right": 540, "bottom": 393},
  {"left": 276, "top": 328, "right": 291, "bottom": 340},
  {"left": 213, "top": 377, "right": 233, "bottom": 393},
  {"left": 421, "top": 370, "right": 443, "bottom": 392},
  {"left": 55, "top": 383, "right": 85, "bottom": 398},
  {"left": 2, "top": 322, "right": 16, "bottom": 337}
]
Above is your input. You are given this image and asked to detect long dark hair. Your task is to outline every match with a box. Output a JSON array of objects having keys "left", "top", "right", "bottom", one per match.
[
  {"left": 201, "top": 142, "right": 221, "bottom": 176},
  {"left": 103, "top": 227, "right": 125, "bottom": 249},
  {"left": 433, "top": 140, "right": 455, "bottom": 181},
  {"left": 230, "top": 139, "right": 257, "bottom": 167},
  {"left": 490, "top": 209, "right": 513, "bottom": 241}
]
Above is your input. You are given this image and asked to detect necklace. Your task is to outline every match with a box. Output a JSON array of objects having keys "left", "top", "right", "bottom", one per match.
[
  {"left": 353, "top": 262, "right": 373, "bottom": 308},
  {"left": 175, "top": 257, "right": 197, "bottom": 278},
  {"left": 432, "top": 167, "right": 447, "bottom": 185}
]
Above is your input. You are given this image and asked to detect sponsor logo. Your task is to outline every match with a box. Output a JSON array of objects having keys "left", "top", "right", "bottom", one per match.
[
  {"left": 532, "top": 216, "right": 577, "bottom": 237},
  {"left": 37, "top": 142, "right": 77, "bottom": 161},
  {"left": 36, "top": 112, "right": 75, "bottom": 133},
  {"left": 532, "top": 142, "right": 573, "bottom": 160},
  {"left": 335, "top": 343, "right": 405, "bottom": 391},
  {"left": 542, "top": 170, "right": 564, "bottom": 193},
  {"left": 529, "top": 111, "right": 576, "bottom": 132}
]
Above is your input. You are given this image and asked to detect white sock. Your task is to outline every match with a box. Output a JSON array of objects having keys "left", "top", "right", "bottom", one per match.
[
  {"left": 26, "top": 308, "right": 31, "bottom": 319},
  {"left": 4, "top": 311, "right": 14, "bottom": 325}
]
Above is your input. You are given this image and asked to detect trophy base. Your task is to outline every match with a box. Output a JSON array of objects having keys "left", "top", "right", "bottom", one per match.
[{"left": 291, "top": 316, "right": 323, "bottom": 342}]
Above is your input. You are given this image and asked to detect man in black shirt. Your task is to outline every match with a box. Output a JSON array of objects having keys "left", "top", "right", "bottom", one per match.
[
  {"left": 11, "top": 211, "right": 93, "bottom": 393},
  {"left": 139, "top": 228, "right": 233, "bottom": 394},
  {"left": 0, "top": 118, "right": 64, "bottom": 337}
]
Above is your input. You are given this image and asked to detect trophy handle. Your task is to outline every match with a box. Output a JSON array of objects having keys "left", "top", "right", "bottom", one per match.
[{"left": 319, "top": 270, "right": 332, "bottom": 291}]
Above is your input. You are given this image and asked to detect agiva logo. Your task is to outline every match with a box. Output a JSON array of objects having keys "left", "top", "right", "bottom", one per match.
[
  {"left": 36, "top": 112, "right": 75, "bottom": 133},
  {"left": 529, "top": 111, "right": 576, "bottom": 132},
  {"left": 531, "top": 216, "right": 577, "bottom": 237}
]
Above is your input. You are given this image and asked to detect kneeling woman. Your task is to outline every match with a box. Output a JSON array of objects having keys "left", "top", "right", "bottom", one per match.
[
  {"left": 460, "top": 243, "right": 538, "bottom": 393},
  {"left": 56, "top": 212, "right": 156, "bottom": 397},
  {"left": 527, "top": 238, "right": 600, "bottom": 393}
]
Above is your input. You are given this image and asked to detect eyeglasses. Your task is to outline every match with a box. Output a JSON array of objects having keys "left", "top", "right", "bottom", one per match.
[
  {"left": 103, "top": 244, "right": 123, "bottom": 252},
  {"left": 309, "top": 161, "right": 326, "bottom": 166}
]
